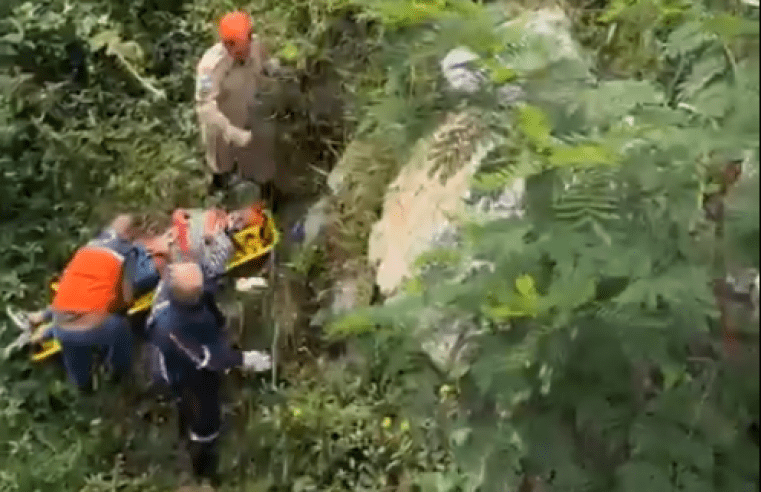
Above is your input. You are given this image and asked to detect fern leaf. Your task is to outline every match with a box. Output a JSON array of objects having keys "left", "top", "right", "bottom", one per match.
[
  {"left": 575, "top": 80, "right": 664, "bottom": 127},
  {"left": 663, "top": 19, "right": 714, "bottom": 58},
  {"left": 517, "top": 103, "right": 552, "bottom": 150},
  {"left": 725, "top": 170, "right": 760, "bottom": 266},
  {"left": 426, "top": 110, "right": 489, "bottom": 184},
  {"left": 548, "top": 143, "right": 620, "bottom": 168},
  {"left": 676, "top": 48, "right": 728, "bottom": 102},
  {"left": 552, "top": 167, "right": 621, "bottom": 228},
  {"left": 471, "top": 147, "right": 542, "bottom": 192}
]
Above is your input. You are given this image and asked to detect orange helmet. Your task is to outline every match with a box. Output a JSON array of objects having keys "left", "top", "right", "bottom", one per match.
[{"left": 218, "top": 11, "right": 253, "bottom": 44}]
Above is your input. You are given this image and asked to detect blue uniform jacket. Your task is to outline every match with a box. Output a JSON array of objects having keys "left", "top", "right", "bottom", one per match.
[{"left": 147, "top": 272, "right": 243, "bottom": 396}]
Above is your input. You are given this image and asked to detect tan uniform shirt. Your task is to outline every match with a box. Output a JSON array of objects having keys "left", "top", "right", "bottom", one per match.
[{"left": 195, "top": 39, "right": 276, "bottom": 183}]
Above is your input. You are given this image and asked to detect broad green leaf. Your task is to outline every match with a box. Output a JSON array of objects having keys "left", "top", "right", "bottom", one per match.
[
  {"left": 544, "top": 272, "right": 596, "bottom": 312},
  {"left": 677, "top": 470, "right": 714, "bottom": 492},
  {"left": 615, "top": 461, "right": 672, "bottom": 492},
  {"left": 664, "top": 20, "right": 714, "bottom": 57},
  {"left": 278, "top": 42, "right": 300, "bottom": 61},
  {"left": 517, "top": 104, "right": 552, "bottom": 150},
  {"left": 548, "top": 144, "right": 620, "bottom": 167},
  {"left": 703, "top": 13, "right": 760, "bottom": 40},
  {"left": 482, "top": 300, "right": 535, "bottom": 320},
  {"left": 489, "top": 65, "right": 517, "bottom": 84},
  {"left": 551, "top": 462, "right": 595, "bottom": 491},
  {"left": 691, "top": 80, "right": 732, "bottom": 118},
  {"left": 515, "top": 274, "right": 536, "bottom": 298}
]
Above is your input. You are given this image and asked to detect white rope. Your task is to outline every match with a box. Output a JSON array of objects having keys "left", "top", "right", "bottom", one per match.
[{"left": 269, "top": 249, "right": 279, "bottom": 386}]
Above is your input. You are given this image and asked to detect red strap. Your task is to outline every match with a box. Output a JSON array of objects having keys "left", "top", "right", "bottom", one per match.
[
  {"left": 172, "top": 209, "right": 191, "bottom": 259},
  {"left": 204, "top": 209, "right": 227, "bottom": 236}
]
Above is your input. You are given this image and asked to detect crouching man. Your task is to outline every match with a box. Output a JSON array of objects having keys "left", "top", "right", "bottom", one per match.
[
  {"left": 7, "top": 214, "right": 163, "bottom": 391},
  {"left": 147, "top": 262, "right": 271, "bottom": 484}
]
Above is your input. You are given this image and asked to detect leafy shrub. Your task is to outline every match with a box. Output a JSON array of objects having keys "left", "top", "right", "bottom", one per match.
[{"left": 225, "top": 366, "right": 453, "bottom": 491}]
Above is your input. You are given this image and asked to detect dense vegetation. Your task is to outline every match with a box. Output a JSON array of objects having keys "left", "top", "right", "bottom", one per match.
[{"left": 0, "top": 0, "right": 758, "bottom": 491}]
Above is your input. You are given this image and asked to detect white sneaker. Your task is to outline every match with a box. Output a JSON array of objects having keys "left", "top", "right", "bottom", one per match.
[
  {"left": 6, "top": 305, "right": 31, "bottom": 332},
  {"left": 235, "top": 276, "right": 268, "bottom": 292},
  {"left": 242, "top": 350, "right": 272, "bottom": 372},
  {"left": 2, "top": 331, "right": 31, "bottom": 360}
]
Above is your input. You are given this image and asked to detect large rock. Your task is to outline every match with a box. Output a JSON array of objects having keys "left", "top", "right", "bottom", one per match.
[
  {"left": 370, "top": 6, "right": 589, "bottom": 374},
  {"left": 368, "top": 110, "right": 496, "bottom": 296},
  {"left": 499, "top": 7, "right": 590, "bottom": 71},
  {"left": 301, "top": 196, "right": 330, "bottom": 245},
  {"left": 367, "top": 116, "right": 527, "bottom": 295},
  {"left": 440, "top": 7, "right": 591, "bottom": 104},
  {"left": 440, "top": 47, "right": 485, "bottom": 94}
]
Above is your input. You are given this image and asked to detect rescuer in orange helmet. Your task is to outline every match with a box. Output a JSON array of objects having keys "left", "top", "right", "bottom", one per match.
[{"left": 195, "top": 11, "right": 279, "bottom": 199}]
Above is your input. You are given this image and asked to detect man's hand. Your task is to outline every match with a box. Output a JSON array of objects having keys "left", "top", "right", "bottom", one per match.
[
  {"left": 229, "top": 126, "right": 252, "bottom": 147},
  {"left": 262, "top": 58, "right": 282, "bottom": 77},
  {"left": 111, "top": 214, "right": 136, "bottom": 240},
  {"left": 203, "top": 209, "right": 228, "bottom": 239},
  {"left": 242, "top": 350, "right": 272, "bottom": 372}
]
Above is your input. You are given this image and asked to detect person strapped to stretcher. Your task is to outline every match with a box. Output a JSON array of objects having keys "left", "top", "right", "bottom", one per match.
[{"left": 5, "top": 202, "right": 275, "bottom": 367}]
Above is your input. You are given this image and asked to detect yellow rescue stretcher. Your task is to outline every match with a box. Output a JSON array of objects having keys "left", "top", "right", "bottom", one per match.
[{"left": 30, "top": 212, "right": 279, "bottom": 362}]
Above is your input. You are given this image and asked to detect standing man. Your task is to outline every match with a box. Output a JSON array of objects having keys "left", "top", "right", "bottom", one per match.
[
  {"left": 195, "top": 11, "right": 279, "bottom": 201},
  {"left": 147, "top": 263, "right": 271, "bottom": 484},
  {"left": 144, "top": 204, "right": 272, "bottom": 484}
]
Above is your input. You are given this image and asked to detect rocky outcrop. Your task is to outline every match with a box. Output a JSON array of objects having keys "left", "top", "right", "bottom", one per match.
[
  {"left": 302, "top": 7, "right": 591, "bottom": 371},
  {"left": 499, "top": 6, "right": 591, "bottom": 71},
  {"left": 368, "top": 110, "right": 495, "bottom": 297},
  {"left": 367, "top": 6, "right": 589, "bottom": 374}
]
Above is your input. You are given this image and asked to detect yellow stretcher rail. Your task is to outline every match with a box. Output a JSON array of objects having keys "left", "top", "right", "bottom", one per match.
[{"left": 30, "top": 213, "right": 279, "bottom": 362}]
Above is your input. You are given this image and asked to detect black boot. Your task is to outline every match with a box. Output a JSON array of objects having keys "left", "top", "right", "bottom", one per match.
[
  {"left": 208, "top": 173, "right": 228, "bottom": 195},
  {"left": 189, "top": 440, "right": 220, "bottom": 486},
  {"left": 261, "top": 181, "right": 281, "bottom": 214},
  {"left": 177, "top": 399, "right": 189, "bottom": 442}
]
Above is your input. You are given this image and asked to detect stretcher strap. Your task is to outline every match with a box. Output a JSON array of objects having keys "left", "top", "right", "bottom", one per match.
[{"left": 172, "top": 211, "right": 192, "bottom": 262}]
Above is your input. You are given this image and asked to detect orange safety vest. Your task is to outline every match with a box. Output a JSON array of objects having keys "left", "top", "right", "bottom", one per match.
[{"left": 51, "top": 233, "right": 128, "bottom": 315}]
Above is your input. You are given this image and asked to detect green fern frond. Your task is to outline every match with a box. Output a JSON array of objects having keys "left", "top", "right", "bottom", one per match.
[
  {"left": 426, "top": 110, "right": 489, "bottom": 184},
  {"left": 574, "top": 80, "right": 665, "bottom": 127},
  {"left": 725, "top": 170, "right": 760, "bottom": 266},
  {"left": 663, "top": 18, "right": 714, "bottom": 59},
  {"left": 472, "top": 146, "right": 543, "bottom": 192},
  {"left": 552, "top": 168, "right": 621, "bottom": 227},
  {"left": 676, "top": 46, "right": 728, "bottom": 103}
]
